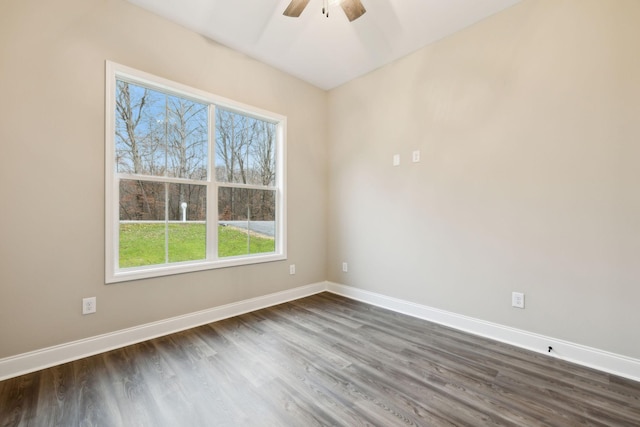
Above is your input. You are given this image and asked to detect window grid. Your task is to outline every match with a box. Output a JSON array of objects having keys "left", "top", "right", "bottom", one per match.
[{"left": 106, "top": 61, "right": 286, "bottom": 283}]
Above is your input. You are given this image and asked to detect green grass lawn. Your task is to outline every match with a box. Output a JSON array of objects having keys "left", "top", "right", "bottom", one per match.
[{"left": 119, "top": 223, "right": 275, "bottom": 268}]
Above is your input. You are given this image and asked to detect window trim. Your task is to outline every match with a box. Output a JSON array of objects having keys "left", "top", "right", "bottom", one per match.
[{"left": 105, "top": 61, "right": 287, "bottom": 283}]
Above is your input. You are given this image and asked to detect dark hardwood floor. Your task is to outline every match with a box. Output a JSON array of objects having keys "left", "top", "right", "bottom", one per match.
[{"left": 1, "top": 292, "right": 639, "bottom": 426}]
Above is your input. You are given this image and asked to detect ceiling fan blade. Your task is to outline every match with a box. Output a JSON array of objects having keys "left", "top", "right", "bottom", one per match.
[
  {"left": 340, "top": 0, "right": 366, "bottom": 21},
  {"left": 283, "top": 0, "right": 310, "bottom": 17}
]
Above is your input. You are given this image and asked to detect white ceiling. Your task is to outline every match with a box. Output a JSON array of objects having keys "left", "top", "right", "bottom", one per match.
[{"left": 127, "top": 0, "right": 522, "bottom": 90}]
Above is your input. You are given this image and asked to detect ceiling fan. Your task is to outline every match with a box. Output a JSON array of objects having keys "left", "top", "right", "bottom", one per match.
[{"left": 283, "top": 0, "right": 366, "bottom": 22}]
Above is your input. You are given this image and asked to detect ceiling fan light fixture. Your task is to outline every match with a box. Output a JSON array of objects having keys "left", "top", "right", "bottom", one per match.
[{"left": 283, "top": 0, "right": 366, "bottom": 22}]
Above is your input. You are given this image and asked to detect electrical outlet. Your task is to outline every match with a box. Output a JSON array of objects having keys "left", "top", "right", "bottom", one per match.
[
  {"left": 289, "top": 264, "right": 296, "bottom": 275},
  {"left": 342, "top": 262, "right": 348, "bottom": 273},
  {"left": 412, "top": 150, "right": 421, "bottom": 163},
  {"left": 82, "top": 297, "right": 96, "bottom": 315},
  {"left": 393, "top": 154, "right": 400, "bottom": 166},
  {"left": 512, "top": 292, "right": 525, "bottom": 309}
]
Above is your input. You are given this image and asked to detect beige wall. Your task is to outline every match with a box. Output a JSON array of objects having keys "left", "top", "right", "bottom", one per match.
[
  {"left": 328, "top": 0, "right": 640, "bottom": 359},
  {"left": 0, "top": 0, "right": 327, "bottom": 358}
]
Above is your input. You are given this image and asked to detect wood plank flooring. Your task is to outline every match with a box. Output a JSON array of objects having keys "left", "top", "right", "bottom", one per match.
[{"left": 1, "top": 292, "right": 639, "bottom": 426}]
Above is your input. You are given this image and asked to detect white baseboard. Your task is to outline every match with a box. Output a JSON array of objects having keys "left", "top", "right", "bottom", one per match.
[
  {"left": 326, "top": 282, "right": 640, "bottom": 382},
  {"left": 0, "top": 282, "right": 326, "bottom": 381},
  {"left": 3, "top": 281, "right": 639, "bottom": 383}
]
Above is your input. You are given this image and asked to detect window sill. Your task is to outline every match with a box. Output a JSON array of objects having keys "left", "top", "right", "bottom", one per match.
[{"left": 106, "top": 252, "right": 286, "bottom": 284}]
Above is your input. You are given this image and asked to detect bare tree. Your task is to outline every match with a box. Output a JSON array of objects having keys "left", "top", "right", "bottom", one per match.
[
  {"left": 216, "top": 108, "right": 249, "bottom": 183},
  {"left": 252, "top": 121, "right": 276, "bottom": 186},
  {"left": 166, "top": 96, "right": 208, "bottom": 180},
  {"left": 115, "top": 81, "right": 149, "bottom": 174}
]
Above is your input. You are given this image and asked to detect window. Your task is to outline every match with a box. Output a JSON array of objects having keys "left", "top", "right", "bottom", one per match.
[{"left": 105, "top": 62, "right": 286, "bottom": 283}]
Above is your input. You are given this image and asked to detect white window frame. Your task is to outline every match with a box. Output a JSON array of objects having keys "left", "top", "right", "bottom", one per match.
[{"left": 105, "top": 61, "right": 287, "bottom": 283}]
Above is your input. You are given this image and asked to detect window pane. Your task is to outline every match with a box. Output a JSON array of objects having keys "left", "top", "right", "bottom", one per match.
[
  {"left": 119, "top": 180, "right": 208, "bottom": 267},
  {"left": 119, "top": 180, "right": 166, "bottom": 268},
  {"left": 167, "top": 183, "right": 206, "bottom": 263},
  {"left": 248, "top": 188, "right": 276, "bottom": 253},
  {"left": 218, "top": 187, "right": 249, "bottom": 257},
  {"left": 218, "top": 187, "right": 275, "bottom": 257},
  {"left": 115, "top": 81, "right": 166, "bottom": 176},
  {"left": 115, "top": 80, "right": 208, "bottom": 180},
  {"left": 215, "top": 108, "right": 276, "bottom": 186}
]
